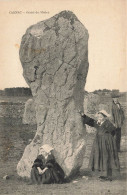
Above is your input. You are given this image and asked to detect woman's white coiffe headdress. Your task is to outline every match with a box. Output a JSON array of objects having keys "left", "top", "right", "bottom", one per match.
[
  {"left": 98, "top": 110, "right": 111, "bottom": 118},
  {"left": 39, "top": 144, "right": 54, "bottom": 153}
]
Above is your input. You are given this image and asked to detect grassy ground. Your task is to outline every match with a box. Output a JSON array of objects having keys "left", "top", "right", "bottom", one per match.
[
  {"left": 0, "top": 96, "right": 32, "bottom": 103},
  {"left": 0, "top": 95, "right": 126, "bottom": 195}
]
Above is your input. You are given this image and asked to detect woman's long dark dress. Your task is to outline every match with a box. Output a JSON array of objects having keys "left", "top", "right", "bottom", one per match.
[
  {"left": 82, "top": 115, "right": 120, "bottom": 178},
  {"left": 31, "top": 154, "right": 65, "bottom": 184}
]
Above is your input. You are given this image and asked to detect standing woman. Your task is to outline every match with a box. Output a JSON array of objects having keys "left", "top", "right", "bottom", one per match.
[
  {"left": 80, "top": 110, "right": 120, "bottom": 181},
  {"left": 30, "top": 144, "right": 65, "bottom": 184}
]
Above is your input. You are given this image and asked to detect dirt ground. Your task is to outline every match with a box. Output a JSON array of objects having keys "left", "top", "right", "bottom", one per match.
[
  {"left": 0, "top": 95, "right": 126, "bottom": 195},
  {"left": 0, "top": 117, "right": 126, "bottom": 195}
]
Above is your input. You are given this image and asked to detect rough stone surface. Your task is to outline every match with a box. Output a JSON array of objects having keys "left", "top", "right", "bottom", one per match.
[
  {"left": 22, "top": 99, "right": 36, "bottom": 124},
  {"left": 17, "top": 10, "right": 89, "bottom": 178}
]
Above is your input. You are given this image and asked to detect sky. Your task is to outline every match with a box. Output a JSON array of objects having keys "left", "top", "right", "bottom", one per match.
[{"left": 0, "top": 0, "right": 126, "bottom": 92}]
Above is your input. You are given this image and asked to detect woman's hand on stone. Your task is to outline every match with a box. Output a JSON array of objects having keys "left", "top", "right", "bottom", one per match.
[{"left": 78, "top": 110, "right": 84, "bottom": 116}]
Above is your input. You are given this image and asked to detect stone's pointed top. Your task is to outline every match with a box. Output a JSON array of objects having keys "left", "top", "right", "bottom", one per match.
[{"left": 54, "top": 10, "right": 79, "bottom": 21}]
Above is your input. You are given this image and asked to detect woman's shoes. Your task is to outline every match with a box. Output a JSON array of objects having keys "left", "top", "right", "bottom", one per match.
[
  {"left": 99, "top": 176, "right": 112, "bottom": 182},
  {"left": 27, "top": 182, "right": 33, "bottom": 185}
]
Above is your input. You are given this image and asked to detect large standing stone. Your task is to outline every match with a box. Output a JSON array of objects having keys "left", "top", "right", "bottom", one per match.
[{"left": 17, "top": 10, "right": 89, "bottom": 178}]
